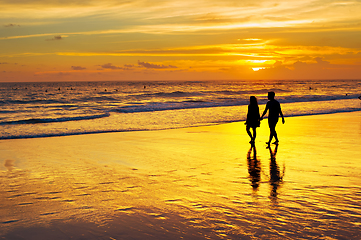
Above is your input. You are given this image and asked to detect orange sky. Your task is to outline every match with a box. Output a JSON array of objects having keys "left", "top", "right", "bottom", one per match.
[{"left": 1, "top": 0, "right": 361, "bottom": 82}]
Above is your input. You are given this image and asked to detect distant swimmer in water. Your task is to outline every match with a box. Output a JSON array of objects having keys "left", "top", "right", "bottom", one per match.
[
  {"left": 260, "top": 92, "right": 285, "bottom": 146},
  {"left": 245, "top": 96, "right": 261, "bottom": 144}
]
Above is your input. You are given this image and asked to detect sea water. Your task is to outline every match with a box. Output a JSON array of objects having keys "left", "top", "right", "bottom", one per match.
[{"left": 1, "top": 79, "right": 360, "bottom": 139}]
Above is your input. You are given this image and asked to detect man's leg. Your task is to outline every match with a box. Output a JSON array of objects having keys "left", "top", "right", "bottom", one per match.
[
  {"left": 270, "top": 122, "right": 279, "bottom": 144},
  {"left": 268, "top": 121, "right": 278, "bottom": 144}
]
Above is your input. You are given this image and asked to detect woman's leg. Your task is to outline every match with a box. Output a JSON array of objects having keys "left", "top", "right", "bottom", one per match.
[
  {"left": 246, "top": 125, "right": 253, "bottom": 142},
  {"left": 252, "top": 127, "right": 257, "bottom": 141}
]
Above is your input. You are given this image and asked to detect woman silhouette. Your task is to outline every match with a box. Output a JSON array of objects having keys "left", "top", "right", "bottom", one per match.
[{"left": 245, "top": 96, "right": 261, "bottom": 144}]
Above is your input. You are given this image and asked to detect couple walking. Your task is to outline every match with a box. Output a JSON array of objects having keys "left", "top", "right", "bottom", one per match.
[{"left": 246, "top": 92, "right": 285, "bottom": 145}]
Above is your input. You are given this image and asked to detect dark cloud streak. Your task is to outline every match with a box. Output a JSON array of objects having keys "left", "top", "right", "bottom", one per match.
[
  {"left": 138, "top": 60, "right": 177, "bottom": 69},
  {"left": 98, "top": 63, "right": 136, "bottom": 70},
  {"left": 46, "top": 35, "right": 63, "bottom": 41},
  {"left": 4, "top": 24, "right": 20, "bottom": 27},
  {"left": 71, "top": 66, "right": 86, "bottom": 70},
  {"left": 99, "top": 63, "right": 122, "bottom": 70}
]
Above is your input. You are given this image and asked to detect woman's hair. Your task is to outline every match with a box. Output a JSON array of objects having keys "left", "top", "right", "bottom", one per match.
[{"left": 250, "top": 96, "right": 258, "bottom": 105}]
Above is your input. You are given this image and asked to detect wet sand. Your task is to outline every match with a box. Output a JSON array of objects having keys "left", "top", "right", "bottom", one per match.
[{"left": 1, "top": 111, "right": 361, "bottom": 239}]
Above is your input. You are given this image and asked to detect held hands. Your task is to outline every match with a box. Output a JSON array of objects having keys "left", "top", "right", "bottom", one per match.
[{"left": 259, "top": 117, "right": 284, "bottom": 123}]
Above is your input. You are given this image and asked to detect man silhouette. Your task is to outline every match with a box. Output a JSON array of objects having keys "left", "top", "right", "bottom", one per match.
[{"left": 261, "top": 92, "right": 285, "bottom": 145}]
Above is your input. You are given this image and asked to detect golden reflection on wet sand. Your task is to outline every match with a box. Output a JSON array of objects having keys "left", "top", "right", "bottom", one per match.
[{"left": 1, "top": 112, "right": 361, "bottom": 239}]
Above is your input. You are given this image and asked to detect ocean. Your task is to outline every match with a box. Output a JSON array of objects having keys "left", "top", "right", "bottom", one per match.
[{"left": 1, "top": 79, "right": 361, "bottom": 139}]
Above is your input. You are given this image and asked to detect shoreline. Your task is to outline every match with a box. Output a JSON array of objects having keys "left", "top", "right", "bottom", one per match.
[
  {"left": 1, "top": 111, "right": 361, "bottom": 239},
  {"left": 1, "top": 109, "right": 361, "bottom": 140}
]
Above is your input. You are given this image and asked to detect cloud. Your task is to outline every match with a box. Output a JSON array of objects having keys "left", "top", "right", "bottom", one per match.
[
  {"left": 71, "top": 66, "right": 86, "bottom": 70},
  {"left": 253, "top": 57, "right": 361, "bottom": 79},
  {"left": 46, "top": 35, "right": 63, "bottom": 41},
  {"left": 314, "top": 57, "right": 330, "bottom": 65},
  {"left": 4, "top": 24, "right": 20, "bottom": 27},
  {"left": 292, "top": 57, "right": 330, "bottom": 71},
  {"left": 98, "top": 62, "right": 176, "bottom": 71},
  {"left": 39, "top": 72, "right": 71, "bottom": 77},
  {"left": 138, "top": 60, "right": 177, "bottom": 69},
  {"left": 0, "top": 0, "right": 360, "bottom": 36},
  {"left": 99, "top": 63, "right": 122, "bottom": 70}
]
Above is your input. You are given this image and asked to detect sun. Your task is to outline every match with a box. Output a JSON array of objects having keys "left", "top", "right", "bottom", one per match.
[{"left": 252, "top": 67, "right": 266, "bottom": 71}]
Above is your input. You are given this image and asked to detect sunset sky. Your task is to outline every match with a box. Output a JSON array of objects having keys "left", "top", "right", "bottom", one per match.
[{"left": 1, "top": 0, "right": 361, "bottom": 82}]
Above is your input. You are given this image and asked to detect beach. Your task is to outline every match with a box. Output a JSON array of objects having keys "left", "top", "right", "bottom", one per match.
[{"left": 1, "top": 111, "right": 361, "bottom": 239}]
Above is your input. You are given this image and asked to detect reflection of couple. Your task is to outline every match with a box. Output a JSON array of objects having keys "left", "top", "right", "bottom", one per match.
[
  {"left": 247, "top": 144, "right": 284, "bottom": 199},
  {"left": 246, "top": 92, "right": 285, "bottom": 145}
]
